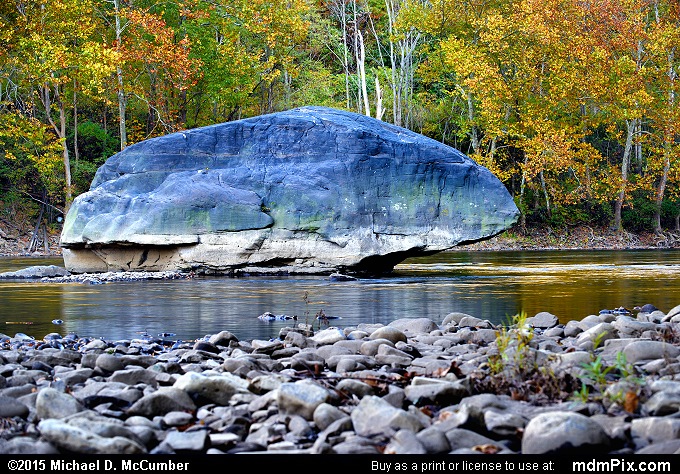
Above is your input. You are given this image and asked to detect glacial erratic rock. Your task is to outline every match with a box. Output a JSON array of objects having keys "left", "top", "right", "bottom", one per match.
[{"left": 60, "top": 106, "right": 518, "bottom": 275}]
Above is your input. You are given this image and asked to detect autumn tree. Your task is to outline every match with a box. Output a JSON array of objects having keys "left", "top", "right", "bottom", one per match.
[
  {"left": 98, "top": 0, "right": 202, "bottom": 145},
  {"left": 3, "top": 0, "right": 116, "bottom": 210},
  {"left": 646, "top": 0, "right": 680, "bottom": 235}
]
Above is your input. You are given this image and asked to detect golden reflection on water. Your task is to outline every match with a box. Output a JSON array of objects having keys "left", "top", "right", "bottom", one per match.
[{"left": 396, "top": 249, "right": 680, "bottom": 324}]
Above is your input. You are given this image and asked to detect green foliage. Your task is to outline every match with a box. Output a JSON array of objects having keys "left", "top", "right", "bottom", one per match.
[
  {"left": 488, "top": 311, "right": 535, "bottom": 378},
  {"left": 71, "top": 160, "right": 100, "bottom": 196},
  {"left": 661, "top": 199, "right": 680, "bottom": 229},
  {"left": 70, "top": 121, "right": 118, "bottom": 164},
  {"left": 622, "top": 190, "right": 657, "bottom": 233},
  {"left": 481, "top": 311, "right": 579, "bottom": 403},
  {"left": 574, "top": 350, "right": 644, "bottom": 409},
  {"left": 547, "top": 204, "right": 598, "bottom": 228},
  {"left": 67, "top": 121, "right": 118, "bottom": 194},
  {"left": 0, "top": 110, "right": 63, "bottom": 200},
  {"left": 579, "top": 355, "right": 614, "bottom": 388}
]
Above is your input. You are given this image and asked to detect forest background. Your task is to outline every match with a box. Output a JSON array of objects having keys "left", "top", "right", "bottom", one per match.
[{"left": 1, "top": 0, "right": 680, "bottom": 253}]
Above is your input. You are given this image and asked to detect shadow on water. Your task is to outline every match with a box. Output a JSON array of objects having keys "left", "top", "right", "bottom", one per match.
[{"left": 1, "top": 248, "right": 679, "bottom": 342}]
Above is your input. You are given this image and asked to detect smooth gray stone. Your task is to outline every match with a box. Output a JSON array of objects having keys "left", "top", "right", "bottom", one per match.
[
  {"left": 387, "top": 318, "right": 439, "bottom": 335},
  {"left": 313, "top": 403, "right": 348, "bottom": 431},
  {"left": 522, "top": 411, "right": 610, "bottom": 454},
  {"left": 351, "top": 395, "right": 424, "bottom": 437},
  {"left": 0, "top": 438, "right": 59, "bottom": 454},
  {"left": 415, "top": 426, "right": 451, "bottom": 454},
  {"left": 35, "top": 387, "right": 85, "bottom": 420},
  {"left": 384, "top": 428, "right": 427, "bottom": 454},
  {"left": 643, "top": 391, "right": 680, "bottom": 416},
  {"left": 108, "top": 367, "right": 158, "bottom": 387},
  {"left": 631, "top": 417, "right": 680, "bottom": 448},
  {"left": 64, "top": 411, "right": 144, "bottom": 445},
  {"left": 330, "top": 435, "right": 382, "bottom": 454},
  {"left": 95, "top": 353, "right": 126, "bottom": 373},
  {"left": 635, "top": 440, "right": 680, "bottom": 454},
  {"left": 277, "top": 381, "right": 330, "bottom": 420},
  {"left": 61, "top": 106, "right": 518, "bottom": 275},
  {"left": 443, "top": 428, "right": 502, "bottom": 452},
  {"left": 404, "top": 378, "right": 469, "bottom": 406},
  {"left": 0, "top": 395, "right": 29, "bottom": 418},
  {"left": 162, "top": 411, "right": 194, "bottom": 427},
  {"left": 0, "top": 265, "right": 69, "bottom": 279},
  {"left": 335, "top": 379, "right": 375, "bottom": 398},
  {"left": 163, "top": 429, "right": 208, "bottom": 452},
  {"left": 623, "top": 340, "right": 680, "bottom": 363},
  {"left": 37, "top": 418, "right": 146, "bottom": 454},
  {"left": 173, "top": 371, "right": 250, "bottom": 405},
  {"left": 126, "top": 387, "right": 196, "bottom": 417},
  {"left": 527, "top": 311, "right": 559, "bottom": 329}
]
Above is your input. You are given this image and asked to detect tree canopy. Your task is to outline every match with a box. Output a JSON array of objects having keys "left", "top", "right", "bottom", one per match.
[{"left": 1, "top": 0, "right": 679, "bottom": 236}]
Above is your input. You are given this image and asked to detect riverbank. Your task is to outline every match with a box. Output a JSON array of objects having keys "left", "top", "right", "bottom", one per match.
[
  {"left": 457, "top": 226, "right": 675, "bottom": 251},
  {"left": 0, "top": 221, "right": 61, "bottom": 257},
  {"left": 1, "top": 305, "right": 679, "bottom": 454}
]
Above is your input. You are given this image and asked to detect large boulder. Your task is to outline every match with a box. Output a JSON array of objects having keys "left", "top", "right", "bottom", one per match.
[{"left": 60, "top": 106, "right": 518, "bottom": 275}]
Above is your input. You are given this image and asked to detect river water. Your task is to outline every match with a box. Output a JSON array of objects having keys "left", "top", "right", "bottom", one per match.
[{"left": 1, "top": 249, "right": 678, "bottom": 344}]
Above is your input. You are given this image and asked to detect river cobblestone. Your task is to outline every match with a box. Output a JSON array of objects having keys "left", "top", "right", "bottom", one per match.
[{"left": 1, "top": 302, "right": 680, "bottom": 454}]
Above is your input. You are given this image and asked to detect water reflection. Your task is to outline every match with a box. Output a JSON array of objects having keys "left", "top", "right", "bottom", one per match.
[{"left": 1, "top": 249, "right": 679, "bottom": 343}]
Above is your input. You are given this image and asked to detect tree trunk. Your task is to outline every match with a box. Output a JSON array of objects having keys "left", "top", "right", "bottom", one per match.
[
  {"left": 653, "top": 48, "right": 677, "bottom": 235},
  {"left": 356, "top": 29, "right": 370, "bottom": 117},
  {"left": 375, "top": 76, "right": 384, "bottom": 120},
  {"left": 332, "top": 0, "right": 351, "bottom": 110},
  {"left": 540, "top": 170, "right": 550, "bottom": 218},
  {"left": 114, "top": 0, "right": 127, "bottom": 150},
  {"left": 457, "top": 85, "right": 480, "bottom": 154},
  {"left": 518, "top": 154, "right": 529, "bottom": 231},
  {"left": 613, "top": 119, "right": 636, "bottom": 232},
  {"left": 58, "top": 89, "right": 73, "bottom": 209},
  {"left": 39, "top": 85, "right": 72, "bottom": 210},
  {"left": 385, "top": 0, "right": 421, "bottom": 128},
  {"left": 653, "top": 144, "right": 670, "bottom": 235},
  {"left": 385, "top": 0, "right": 400, "bottom": 126},
  {"left": 73, "top": 79, "right": 79, "bottom": 172}
]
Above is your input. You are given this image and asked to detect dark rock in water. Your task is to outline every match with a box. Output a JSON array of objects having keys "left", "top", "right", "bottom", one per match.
[
  {"left": 634, "top": 303, "right": 659, "bottom": 313},
  {"left": 329, "top": 273, "right": 358, "bottom": 282},
  {"left": 0, "top": 265, "right": 70, "bottom": 279},
  {"left": 60, "top": 106, "right": 519, "bottom": 275},
  {"left": 257, "top": 312, "right": 297, "bottom": 322}
]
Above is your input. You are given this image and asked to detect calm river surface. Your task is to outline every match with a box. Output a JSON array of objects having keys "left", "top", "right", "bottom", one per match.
[{"left": 1, "top": 249, "right": 678, "bottom": 343}]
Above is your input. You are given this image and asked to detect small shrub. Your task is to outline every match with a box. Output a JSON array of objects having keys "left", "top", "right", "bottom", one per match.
[
  {"left": 574, "top": 350, "right": 644, "bottom": 410},
  {"left": 478, "top": 312, "right": 579, "bottom": 404}
]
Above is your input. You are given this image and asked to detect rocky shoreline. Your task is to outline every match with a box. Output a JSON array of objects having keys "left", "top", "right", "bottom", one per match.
[{"left": 2, "top": 304, "right": 680, "bottom": 455}]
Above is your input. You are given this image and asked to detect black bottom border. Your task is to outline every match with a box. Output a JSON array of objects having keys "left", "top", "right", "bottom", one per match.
[{"left": 1, "top": 454, "right": 676, "bottom": 474}]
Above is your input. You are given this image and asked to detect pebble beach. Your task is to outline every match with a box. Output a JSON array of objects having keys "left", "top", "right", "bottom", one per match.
[{"left": 2, "top": 293, "right": 680, "bottom": 455}]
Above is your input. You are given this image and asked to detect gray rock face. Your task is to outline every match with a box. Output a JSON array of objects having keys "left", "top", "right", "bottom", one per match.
[
  {"left": 35, "top": 387, "right": 85, "bottom": 420},
  {"left": 172, "top": 371, "right": 250, "bottom": 405},
  {"left": 60, "top": 106, "right": 518, "bottom": 275},
  {"left": 0, "top": 265, "right": 70, "bottom": 279},
  {"left": 36, "top": 418, "right": 146, "bottom": 454},
  {"left": 522, "top": 411, "right": 610, "bottom": 454}
]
